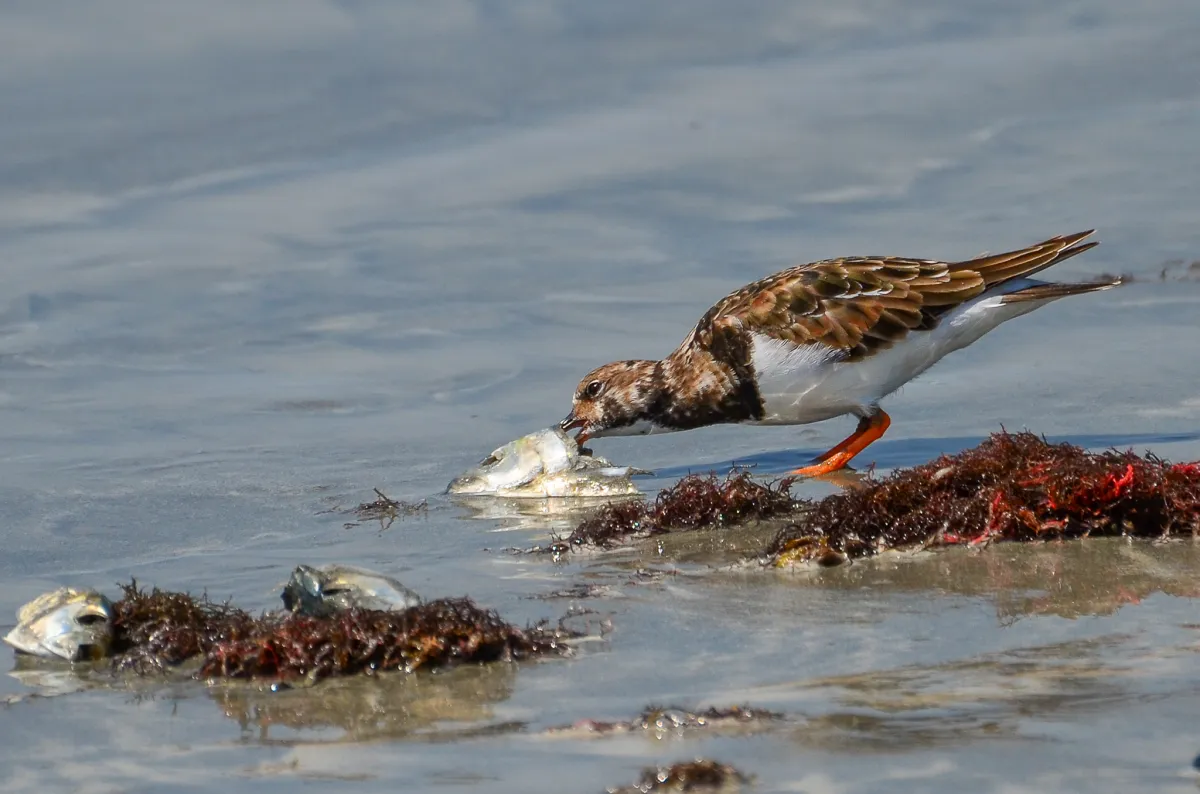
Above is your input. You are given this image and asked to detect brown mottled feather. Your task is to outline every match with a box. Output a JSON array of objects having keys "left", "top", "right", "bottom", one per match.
[{"left": 684, "top": 231, "right": 1098, "bottom": 362}]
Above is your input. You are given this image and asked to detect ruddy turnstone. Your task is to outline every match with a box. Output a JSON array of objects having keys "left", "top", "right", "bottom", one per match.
[{"left": 559, "top": 231, "right": 1119, "bottom": 476}]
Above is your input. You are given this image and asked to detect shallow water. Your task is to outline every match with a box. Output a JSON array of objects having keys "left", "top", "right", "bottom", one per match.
[{"left": 2, "top": 2, "right": 1200, "bottom": 792}]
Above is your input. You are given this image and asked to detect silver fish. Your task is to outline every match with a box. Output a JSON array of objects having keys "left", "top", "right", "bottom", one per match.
[
  {"left": 281, "top": 564, "right": 422, "bottom": 617},
  {"left": 3, "top": 587, "right": 114, "bottom": 662},
  {"left": 447, "top": 427, "right": 645, "bottom": 498}
]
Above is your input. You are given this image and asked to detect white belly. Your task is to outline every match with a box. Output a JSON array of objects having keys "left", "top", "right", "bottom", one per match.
[{"left": 746, "top": 281, "right": 1051, "bottom": 425}]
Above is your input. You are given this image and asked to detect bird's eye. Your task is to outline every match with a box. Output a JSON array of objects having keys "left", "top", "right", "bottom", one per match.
[{"left": 583, "top": 380, "right": 604, "bottom": 399}]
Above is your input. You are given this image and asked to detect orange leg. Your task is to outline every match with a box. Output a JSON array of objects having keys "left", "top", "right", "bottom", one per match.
[{"left": 790, "top": 410, "right": 891, "bottom": 477}]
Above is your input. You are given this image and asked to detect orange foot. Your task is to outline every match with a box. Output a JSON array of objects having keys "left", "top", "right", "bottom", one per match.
[{"left": 791, "top": 410, "right": 891, "bottom": 477}]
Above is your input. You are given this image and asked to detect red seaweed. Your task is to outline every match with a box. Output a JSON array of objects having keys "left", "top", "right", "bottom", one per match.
[{"left": 768, "top": 431, "right": 1200, "bottom": 566}]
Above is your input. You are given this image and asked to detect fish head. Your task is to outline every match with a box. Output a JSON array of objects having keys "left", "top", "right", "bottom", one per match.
[
  {"left": 447, "top": 427, "right": 647, "bottom": 498},
  {"left": 281, "top": 564, "right": 421, "bottom": 616},
  {"left": 3, "top": 587, "right": 114, "bottom": 662},
  {"left": 447, "top": 428, "right": 578, "bottom": 495},
  {"left": 280, "top": 564, "right": 328, "bottom": 615}
]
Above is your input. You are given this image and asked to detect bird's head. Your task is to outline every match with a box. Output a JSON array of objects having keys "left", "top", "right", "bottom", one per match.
[{"left": 559, "top": 360, "right": 661, "bottom": 444}]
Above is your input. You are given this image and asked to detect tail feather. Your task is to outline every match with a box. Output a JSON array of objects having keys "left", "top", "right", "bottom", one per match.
[
  {"left": 954, "top": 230, "right": 1100, "bottom": 288},
  {"left": 998, "top": 277, "right": 1123, "bottom": 305}
]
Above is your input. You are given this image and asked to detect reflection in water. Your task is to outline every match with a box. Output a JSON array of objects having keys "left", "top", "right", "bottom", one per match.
[
  {"left": 991, "top": 556, "right": 1200, "bottom": 624},
  {"left": 6, "top": 652, "right": 527, "bottom": 746},
  {"left": 5, "top": 655, "right": 105, "bottom": 699},
  {"left": 615, "top": 527, "right": 1200, "bottom": 622},
  {"left": 449, "top": 494, "right": 639, "bottom": 535},
  {"left": 615, "top": 521, "right": 1200, "bottom": 625},
  {"left": 800, "top": 538, "right": 1200, "bottom": 623},
  {"left": 211, "top": 662, "right": 521, "bottom": 744},
  {"left": 5, "top": 653, "right": 202, "bottom": 705},
  {"left": 785, "top": 634, "right": 1184, "bottom": 753}
]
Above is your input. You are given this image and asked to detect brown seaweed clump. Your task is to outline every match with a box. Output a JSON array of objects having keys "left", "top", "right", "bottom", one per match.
[
  {"left": 110, "top": 580, "right": 256, "bottom": 672},
  {"left": 606, "top": 760, "right": 750, "bottom": 793},
  {"left": 544, "top": 704, "right": 784, "bottom": 739},
  {"left": 549, "top": 472, "right": 799, "bottom": 554},
  {"left": 768, "top": 432, "right": 1200, "bottom": 567},
  {"left": 199, "top": 598, "right": 575, "bottom": 682},
  {"left": 632, "top": 705, "right": 782, "bottom": 734},
  {"left": 107, "top": 583, "right": 575, "bottom": 683}
]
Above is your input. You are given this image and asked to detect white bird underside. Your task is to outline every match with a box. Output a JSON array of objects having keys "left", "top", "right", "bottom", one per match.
[{"left": 747, "top": 277, "right": 1055, "bottom": 426}]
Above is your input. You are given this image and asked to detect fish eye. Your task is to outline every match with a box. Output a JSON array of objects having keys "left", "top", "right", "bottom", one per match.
[
  {"left": 75, "top": 613, "right": 107, "bottom": 626},
  {"left": 583, "top": 380, "right": 604, "bottom": 399}
]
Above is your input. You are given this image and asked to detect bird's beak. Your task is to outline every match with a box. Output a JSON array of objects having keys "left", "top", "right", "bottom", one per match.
[{"left": 559, "top": 413, "right": 590, "bottom": 445}]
